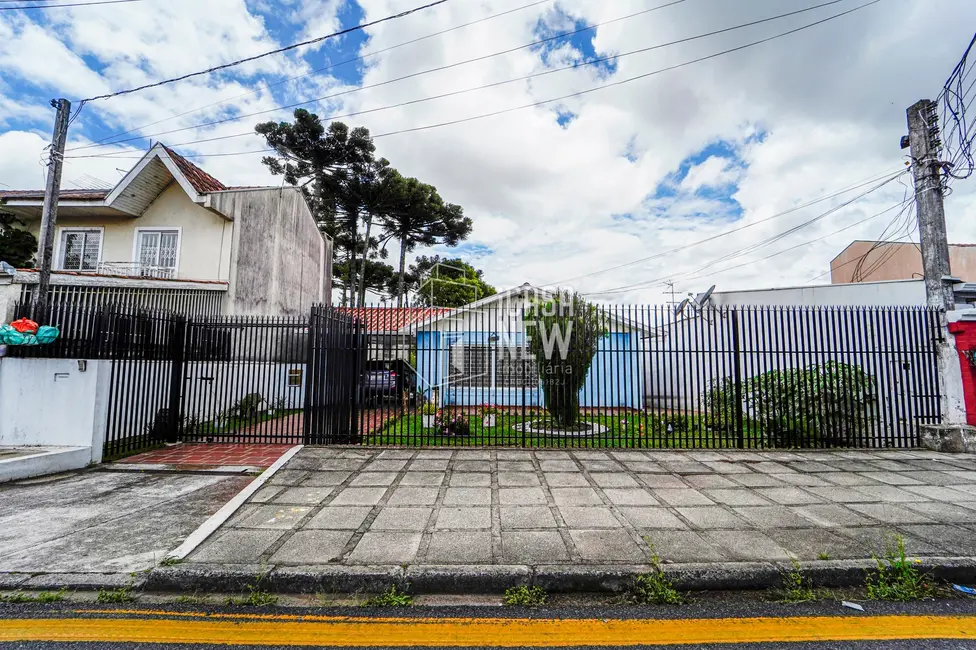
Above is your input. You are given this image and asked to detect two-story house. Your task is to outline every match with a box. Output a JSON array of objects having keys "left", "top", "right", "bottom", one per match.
[{"left": 0, "top": 143, "right": 332, "bottom": 317}]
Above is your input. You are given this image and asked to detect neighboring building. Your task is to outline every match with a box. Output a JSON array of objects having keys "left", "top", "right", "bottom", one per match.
[
  {"left": 710, "top": 278, "right": 929, "bottom": 307},
  {"left": 831, "top": 240, "right": 976, "bottom": 284},
  {"left": 0, "top": 143, "right": 332, "bottom": 317},
  {"left": 402, "top": 283, "right": 649, "bottom": 408}
]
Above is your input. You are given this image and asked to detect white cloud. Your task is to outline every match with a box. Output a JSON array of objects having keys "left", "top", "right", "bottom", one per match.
[{"left": 1, "top": 0, "right": 975, "bottom": 305}]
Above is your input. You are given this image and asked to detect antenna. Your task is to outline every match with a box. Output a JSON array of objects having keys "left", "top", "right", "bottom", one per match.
[
  {"left": 694, "top": 285, "right": 716, "bottom": 308},
  {"left": 674, "top": 297, "right": 690, "bottom": 317}
]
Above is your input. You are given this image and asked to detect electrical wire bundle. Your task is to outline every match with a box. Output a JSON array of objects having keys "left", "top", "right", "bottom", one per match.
[{"left": 940, "top": 33, "right": 976, "bottom": 193}]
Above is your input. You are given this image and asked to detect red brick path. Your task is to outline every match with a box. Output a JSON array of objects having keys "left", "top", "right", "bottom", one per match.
[{"left": 117, "top": 443, "right": 294, "bottom": 468}]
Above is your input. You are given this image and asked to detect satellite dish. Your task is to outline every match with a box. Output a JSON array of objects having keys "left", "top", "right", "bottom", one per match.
[
  {"left": 694, "top": 285, "right": 716, "bottom": 308},
  {"left": 674, "top": 298, "right": 690, "bottom": 317}
]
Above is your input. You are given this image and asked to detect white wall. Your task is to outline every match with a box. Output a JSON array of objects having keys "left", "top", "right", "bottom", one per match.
[
  {"left": 710, "top": 279, "right": 928, "bottom": 307},
  {"left": 0, "top": 358, "right": 111, "bottom": 462}
]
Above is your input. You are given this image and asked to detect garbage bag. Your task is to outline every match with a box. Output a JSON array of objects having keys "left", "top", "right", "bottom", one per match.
[
  {"left": 34, "top": 326, "right": 59, "bottom": 344},
  {"left": 0, "top": 325, "right": 26, "bottom": 345},
  {"left": 10, "top": 318, "right": 38, "bottom": 334}
]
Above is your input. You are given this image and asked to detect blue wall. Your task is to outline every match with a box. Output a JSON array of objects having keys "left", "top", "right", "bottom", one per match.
[{"left": 415, "top": 330, "right": 643, "bottom": 409}]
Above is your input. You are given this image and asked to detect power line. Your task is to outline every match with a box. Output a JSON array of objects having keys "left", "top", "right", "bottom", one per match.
[
  {"left": 369, "top": 0, "right": 884, "bottom": 139},
  {"left": 545, "top": 166, "right": 906, "bottom": 287},
  {"left": 83, "top": 0, "right": 556, "bottom": 148},
  {"left": 678, "top": 199, "right": 915, "bottom": 287},
  {"left": 73, "top": 0, "right": 881, "bottom": 157},
  {"left": 73, "top": 0, "right": 691, "bottom": 150},
  {"left": 0, "top": 0, "right": 143, "bottom": 9},
  {"left": 78, "top": 0, "right": 453, "bottom": 102},
  {"left": 580, "top": 170, "right": 906, "bottom": 296}
]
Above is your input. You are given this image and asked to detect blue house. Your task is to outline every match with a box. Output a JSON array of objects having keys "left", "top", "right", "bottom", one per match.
[{"left": 401, "top": 284, "right": 651, "bottom": 410}]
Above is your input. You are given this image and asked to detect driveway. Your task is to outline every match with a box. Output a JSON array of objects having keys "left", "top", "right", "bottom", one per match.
[
  {"left": 0, "top": 469, "right": 251, "bottom": 574},
  {"left": 185, "top": 447, "right": 976, "bottom": 570}
]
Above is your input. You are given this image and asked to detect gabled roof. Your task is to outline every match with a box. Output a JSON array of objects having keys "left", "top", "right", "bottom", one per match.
[
  {"left": 0, "top": 143, "right": 236, "bottom": 218},
  {"left": 160, "top": 145, "right": 226, "bottom": 194},
  {"left": 340, "top": 307, "right": 453, "bottom": 332}
]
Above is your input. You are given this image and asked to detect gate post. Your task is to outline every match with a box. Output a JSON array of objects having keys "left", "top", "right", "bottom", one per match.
[
  {"left": 166, "top": 314, "right": 187, "bottom": 443},
  {"left": 731, "top": 309, "right": 745, "bottom": 449}
]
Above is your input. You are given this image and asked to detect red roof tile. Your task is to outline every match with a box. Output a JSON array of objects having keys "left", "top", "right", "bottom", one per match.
[
  {"left": 160, "top": 144, "right": 226, "bottom": 194},
  {"left": 339, "top": 307, "right": 453, "bottom": 332}
]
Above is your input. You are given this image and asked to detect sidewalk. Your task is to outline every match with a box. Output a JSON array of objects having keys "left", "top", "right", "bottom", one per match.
[{"left": 161, "top": 446, "right": 976, "bottom": 593}]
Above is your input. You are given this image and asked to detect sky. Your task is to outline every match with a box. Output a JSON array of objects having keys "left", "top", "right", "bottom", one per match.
[{"left": 1, "top": 0, "right": 975, "bottom": 304}]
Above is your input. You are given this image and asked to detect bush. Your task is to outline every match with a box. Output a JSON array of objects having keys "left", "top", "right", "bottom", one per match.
[
  {"left": 435, "top": 412, "right": 471, "bottom": 436},
  {"left": 704, "top": 362, "right": 876, "bottom": 448}
]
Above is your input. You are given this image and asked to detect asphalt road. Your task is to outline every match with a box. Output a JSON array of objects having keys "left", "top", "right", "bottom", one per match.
[{"left": 2, "top": 597, "right": 976, "bottom": 648}]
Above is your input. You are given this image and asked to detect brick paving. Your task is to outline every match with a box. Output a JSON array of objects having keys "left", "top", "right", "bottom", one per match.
[
  {"left": 187, "top": 447, "right": 976, "bottom": 568},
  {"left": 118, "top": 443, "right": 294, "bottom": 469}
]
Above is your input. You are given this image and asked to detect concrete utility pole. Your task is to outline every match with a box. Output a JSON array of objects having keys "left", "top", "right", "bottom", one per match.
[
  {"left": 905, "top": 99, "right": 954, "bottom": 310},
  {"left": 34, "top": 98, "right": 72, "bottom": 311},
  {"left": 904, "top": 98, "right": 967, "bottom": 423}
]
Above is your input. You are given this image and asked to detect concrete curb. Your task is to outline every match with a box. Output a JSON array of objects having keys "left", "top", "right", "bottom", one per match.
[
  {"left": 11, "top": 557, "right": 976, "bottom": 596},
  {"left": 164, "top": 444, "right": 304, "bottom": 562},
  {"left": 137, "top": 556, "right": 976, "bottom": 596}
]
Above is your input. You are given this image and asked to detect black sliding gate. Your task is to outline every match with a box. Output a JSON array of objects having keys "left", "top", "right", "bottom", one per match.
[{"left": 12, "top": 301, "right": 946, "bottom": 455}]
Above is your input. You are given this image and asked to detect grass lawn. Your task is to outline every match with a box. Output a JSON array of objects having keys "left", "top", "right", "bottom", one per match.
[
  {"left": 369, "top": 411, "right": 763, "bottom": 449},
  {"left": 191, "top": 408, "right": 304, "bottom": 435}
]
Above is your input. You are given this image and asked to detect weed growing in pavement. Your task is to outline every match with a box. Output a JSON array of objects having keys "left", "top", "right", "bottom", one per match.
[
  {"left": 226, "top": 583, "right": 278, "bottom": 607},
  {"left": 159, "top": 556, "right": 183, "bottom": 567},
  {"left": 866, "top": 535, "right": 934, "bottom": 602},
  {"left": 628, "top": 547, "right": 683, "bottom": 605},
  {"left": 778, "top": 559, "right": 817, "bottom": 604},
  {"left": 0, "top": 588, "right": 67, "bottom": 604},
  {"left": 361, "top": 585, "right": 412, "bottom": 607},
  {"left": 175, "top": 593, "right": 209, "bottom": 605},
  {"left": 817, "top": 552, "right": 831, "bottom": 561},
  {"left": 96, "top": 586, "right": 134, "bottom": 604},
  {"left": 502, "top": 586, "right": 547, "bottom": 607}
]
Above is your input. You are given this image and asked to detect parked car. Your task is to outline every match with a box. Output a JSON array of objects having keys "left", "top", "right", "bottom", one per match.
[{"left": 360, "top": 360, "right": 419, "bottom": 406}]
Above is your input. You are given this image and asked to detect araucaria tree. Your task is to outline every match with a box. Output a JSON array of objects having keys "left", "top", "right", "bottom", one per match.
[
  {"left": 256, "top": 110, "right": 471, "bottom": 307},
  {"left": 379, "top": 177, "right": 472, "bottom": 307},
  {"left": 525, "top": 292, "right": 606, "bottom": 428}
]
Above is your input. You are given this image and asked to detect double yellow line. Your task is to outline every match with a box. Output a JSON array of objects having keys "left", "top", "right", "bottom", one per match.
[{"left": 0, "top": 612, "right": 974, "bottom": 646}]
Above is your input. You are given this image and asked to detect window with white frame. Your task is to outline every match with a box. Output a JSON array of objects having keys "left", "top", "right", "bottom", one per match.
[
  {"left": 136, "top": 229, "right": 180, "bottom": 271},
  {"left": 58, "top": 229, "right": 102, "bottom": 271}
]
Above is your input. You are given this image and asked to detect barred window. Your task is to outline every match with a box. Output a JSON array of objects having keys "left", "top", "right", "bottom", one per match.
[
  {"left": 450, "top": 344, "right": 491, "bottom": 387},
  {"left": 496, "top": 346, "right": 537, "bottom": 389}
]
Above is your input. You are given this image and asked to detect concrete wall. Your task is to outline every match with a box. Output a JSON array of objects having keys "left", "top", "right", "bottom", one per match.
[
  {"left": 831, "top": 241, "right": 976, "bottom": 284},
  {"left": 710, "top": 279, "right": 928, "bottom": 307},
  {"left": 31, "top": 183, "right": 234, "bottom": 282},
  {"left": 0, "top": 358, "right": 110, "bottom": 463},
  {"left": 211, "top": 187, "right": 331, "bottom": 316}
]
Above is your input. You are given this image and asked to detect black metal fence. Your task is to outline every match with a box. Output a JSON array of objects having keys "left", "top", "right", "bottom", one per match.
[
  {"left": 356, "top": 301, "right": 943, "bottom": 449},
  {"left": 5, "top": 299, "right": 945, "bottom": 453}
]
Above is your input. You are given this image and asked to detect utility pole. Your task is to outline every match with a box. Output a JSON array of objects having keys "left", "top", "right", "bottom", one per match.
[
  {"left": 904, "top": 98, "right": 967, "bottom": 423},
  {"left": 905, "top": 99, "right": 954, "bottom": 310},
  {"left": 34, "top": 98, "right": 71, "bottom": 311}
]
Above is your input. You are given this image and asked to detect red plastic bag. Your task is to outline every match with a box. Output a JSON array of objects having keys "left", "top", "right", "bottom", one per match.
[{"left": 10, "top": 318, "right": 38, "bottom": 334}]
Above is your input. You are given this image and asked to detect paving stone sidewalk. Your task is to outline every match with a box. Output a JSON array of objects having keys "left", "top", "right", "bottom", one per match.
[{"left": 186, "top": 447, "right": 976, "bottom": 571}]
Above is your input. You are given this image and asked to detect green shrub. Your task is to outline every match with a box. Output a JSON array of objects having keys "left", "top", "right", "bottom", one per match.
[
  {"left": 704, "top": 362, "right": 876, "bottom": 448},
  {"left": 866, "top": 536, "right": 933, "bottom": 602},
  {"left": 361, "top": 585, "right": 412, "bottom": 607},
  {"left": 503, "top": 585, "right": 547, "bottom": 607},
  {"left": 421, "top": 403, "right": 438, "bottom": 415}
]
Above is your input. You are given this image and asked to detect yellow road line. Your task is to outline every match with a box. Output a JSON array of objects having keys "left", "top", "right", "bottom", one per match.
[{"left": 2, "top": 615, "right": 975, "bottom": 646}]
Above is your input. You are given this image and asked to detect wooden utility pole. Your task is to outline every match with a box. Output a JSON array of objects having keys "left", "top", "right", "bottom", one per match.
[
  {"left": 34, "top": 98, "right": 72, "bottom": 310},
  {"left": 905, "top": 98, "right": 966, "bottom": 423}
]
